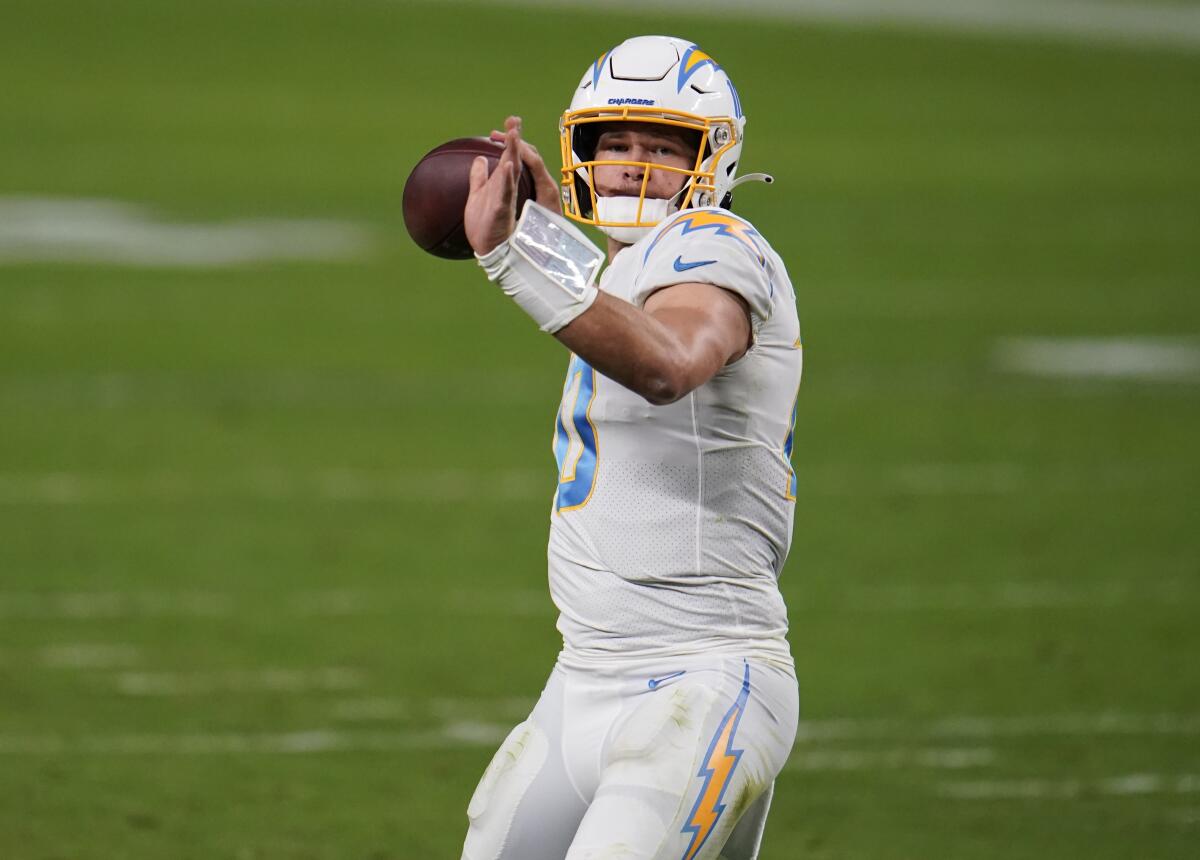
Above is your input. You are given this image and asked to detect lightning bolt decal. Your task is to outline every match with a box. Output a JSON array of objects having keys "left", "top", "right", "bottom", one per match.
[
  {"left": 679, "top": 663, "right": 751, "bottom": 860},
  {"left": 592, "top": 49, "right": 612, "bottom": 89},
  {"left": 677, "top": 45, "right": 722, "bottom": 92},
  {"left": 644, "top": 211, "right": 767, "bottom": 267}
]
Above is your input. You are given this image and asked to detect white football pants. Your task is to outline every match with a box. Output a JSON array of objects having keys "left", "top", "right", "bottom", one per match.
[{"left": 461, "top": 652, "right": 799, "bottom": 860}]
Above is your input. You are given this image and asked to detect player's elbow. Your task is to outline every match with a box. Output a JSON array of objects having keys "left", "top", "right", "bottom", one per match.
[
  {"left": 637, "top": 361, "right": 692, "bottom": 405},
  {"left": 640, "top": 379, "right": 683, "bottom": 405}
]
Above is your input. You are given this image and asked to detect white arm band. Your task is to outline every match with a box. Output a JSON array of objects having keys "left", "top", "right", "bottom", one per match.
[{"left": 476, "top": 202, "right": 604, "bottom": 333}]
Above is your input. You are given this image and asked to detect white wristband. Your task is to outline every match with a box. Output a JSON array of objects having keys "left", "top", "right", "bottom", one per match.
[{"left": 476, "top": 202, "right": 604, "bottom": 333}]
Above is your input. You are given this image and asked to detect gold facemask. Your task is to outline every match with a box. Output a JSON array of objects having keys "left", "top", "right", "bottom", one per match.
[{"left": 558, "top": 105, "right": 739, "bottom": 230}]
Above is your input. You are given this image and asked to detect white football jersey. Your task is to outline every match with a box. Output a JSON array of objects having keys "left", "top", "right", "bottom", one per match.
[{"left": 547, "top": 207, "right": 802, "bottom": 664}]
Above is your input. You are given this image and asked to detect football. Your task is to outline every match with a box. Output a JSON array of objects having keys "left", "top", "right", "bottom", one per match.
[{"left": 403, "top": 137, "right": 536, "bottom": 260}]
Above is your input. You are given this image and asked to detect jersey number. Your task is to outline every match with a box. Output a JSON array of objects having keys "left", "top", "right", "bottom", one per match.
[{"left": 553, "top": 355, "right": 599, "bottom": 512}]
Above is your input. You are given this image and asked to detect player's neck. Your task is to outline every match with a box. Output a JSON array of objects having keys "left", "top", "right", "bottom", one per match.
[{"left": 606, "top": 237, "right": 629, "bottom": 262}]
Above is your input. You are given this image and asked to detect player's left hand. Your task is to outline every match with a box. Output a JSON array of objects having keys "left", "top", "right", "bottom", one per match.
[{"left": 464, "top": 116, "right": 560, "bottom": 257}]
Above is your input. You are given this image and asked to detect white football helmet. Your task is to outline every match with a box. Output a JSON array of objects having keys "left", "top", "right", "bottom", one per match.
[{"left": 559, "top": 35, "right": 771, "bottom": 244}]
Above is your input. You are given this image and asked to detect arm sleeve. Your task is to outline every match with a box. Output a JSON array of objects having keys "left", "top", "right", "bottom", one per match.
[{"left": 630, "top": 219, "right": 775, "bottom": 323}]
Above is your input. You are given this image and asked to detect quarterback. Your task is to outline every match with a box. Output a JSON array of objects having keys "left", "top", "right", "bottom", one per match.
[{"left": 460, "top": 36, "right": 802, "bottom": 860}]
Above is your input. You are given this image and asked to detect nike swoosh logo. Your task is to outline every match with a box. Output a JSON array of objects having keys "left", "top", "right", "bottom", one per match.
[
  {"left": 672, "top": 256, "right": 717, "bottom": 272},
  {"left": 647, "top": 670, "right": 686, "bottom": 690}
]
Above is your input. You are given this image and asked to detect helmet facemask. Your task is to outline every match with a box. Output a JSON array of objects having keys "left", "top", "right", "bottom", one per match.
[{"left": 559, "top": 106, "right": 740, "bottom": 244}]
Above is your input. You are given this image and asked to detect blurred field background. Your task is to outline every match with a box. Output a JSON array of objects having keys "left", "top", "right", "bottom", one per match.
[{"left": 2, "top": 0, "right": 1199, "bottom": 857}]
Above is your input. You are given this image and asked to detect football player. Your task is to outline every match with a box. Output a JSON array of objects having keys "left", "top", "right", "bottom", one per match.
[{"left": 460, "top": 35, "right": 802, "bottom": 860}]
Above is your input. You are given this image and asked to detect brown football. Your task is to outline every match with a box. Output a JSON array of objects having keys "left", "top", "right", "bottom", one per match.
[{"left": 402, "top": 137, "right": 536, "bottom": 260}]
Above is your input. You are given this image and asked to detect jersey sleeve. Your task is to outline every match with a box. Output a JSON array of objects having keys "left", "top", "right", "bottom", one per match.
[{"left": 630, "top": 211, "right": 775, "bottom": 322}]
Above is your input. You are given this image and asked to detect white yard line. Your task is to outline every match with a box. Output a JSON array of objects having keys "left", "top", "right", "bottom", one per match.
[
  {"left": 1167, "top": 807, "right": 1200, "bottom": 825},
  {"left": 3, "top": 460, "right": 1190, "bottom": 507},
  {"left": 796, "top": 712, "right": 1200, "bottom": 742},
  {"left": 0, "top": 725, "right": 510, "bottom": 756},
  {"left": 478, "top": 0, "right": 1200, "bottom": 51},
  {"left": 888, "top": 463, "right": 1026, "bottom": 495},
  {"left": 330, "top": 698, "right": 412, "bottom": 721},
  {"left": 0, "top": 732, "right": 988, "bottom": 766},
  {"left": 0, "top": 588, "right": 534, "bottom": 620},
  {"left": 786, "top": 746, "right": 995, "bottom": 772},
  {"left": 38, "top": 643, "right": 140, "bottom": 669},
  {"left": 843, "top": 578, "right": 1194, "bottom": 611},
  {"left": 1, "top": 570, "right": 1190, "bottom": 622},
  {"left": 113, "top": 668, "right": 366, "bottom": 696},
  {"left": 445, "top": 587, "right": 552, "bottom": 617},
  {"left": 0, "top": 469, "right": 546, "bottom": 506},
  {"left": 994, "top": 336, "right": 1200, "bottom": 382},
  {"left": 0, "top": 591, "right": 236, "bottom": 620},
  {"left": 940, "top": 773, "right": 1200, "bottom": 800},
  {"left": 1, "top": 711, "right": 1197, "bottom": 759},
  {"left": 330, "top": 696, "right": 535, "bottom": 722},
  {"left": 0, "top": 197, "right": 372, "bottom": 267}
]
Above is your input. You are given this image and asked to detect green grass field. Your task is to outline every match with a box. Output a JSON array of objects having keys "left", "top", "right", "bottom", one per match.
[{"left": 2, "top": 0, "right": 1199, "bottom": 857}]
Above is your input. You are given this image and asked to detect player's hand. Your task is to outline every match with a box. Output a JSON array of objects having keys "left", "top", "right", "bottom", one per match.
[
  {"left": 486, "top": 124, "right": 561, "bottom": 213},
  {"left": 464, "top": 116, "right": 560, "bottom": 257}
]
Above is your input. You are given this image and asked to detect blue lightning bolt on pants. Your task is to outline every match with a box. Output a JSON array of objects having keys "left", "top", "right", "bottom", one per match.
[{"left": 461, "top": 653, "right": 799, "bottom": 860}]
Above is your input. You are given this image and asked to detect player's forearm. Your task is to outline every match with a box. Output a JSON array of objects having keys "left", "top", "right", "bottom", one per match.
[{"left": 554, "top": 292, "right": 722, "bottom": 405}]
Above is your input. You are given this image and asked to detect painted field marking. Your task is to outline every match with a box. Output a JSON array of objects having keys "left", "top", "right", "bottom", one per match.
[
  {"left": 786, "top": 746, "right": 995, "bottom": 772},
  {"left": 842, "top": 578, "right": 1195, "bottom": 612},
  {"left": 330, "top": 698, "right": 411, "bottom": 721},
  {"left": 800, "top": 461, "right": 1194, "bottom": 498},
  {"left": 0, "top": 591, "right": 236, "bottom": 619},
  {"left": 445, "top": 587, "right": 551, "bottom": 617},
  {"left": 1167, "top": 807, "right": 1200, "bottom": 826},
  {"left": 795, "top": 712, "right": 1200, "bottom": 742},
  {"left": 428, "top": 696, "right": 538, "bottom": 721},
  {"left": 940, "top": 773, "right": 1200, "bottom": 800},
  {"left": 114, "top": 668, "right": 365, "bottom": 696},
  {"left": 0, "top": 733, "right": 985, "bottom": 764},
  {"left": 2, "top": 571, "right": 1192, "bottom": 623},
  {"left": 0, "top": 370, "right": 554, "bottom": 411},
  {"left": 994, "top": 336, "right": 1200, "bottom": 382},
  {"left": 329, "top": 697, "right": 535, "bottom": 722},
  {"left": 0, "top": 197, "right": 372, "bottom": 267},
  {"left": 485, "top": 0, "right": 1200, "bottom": 51},
  {"left": 1, "top": 711, "right": 1197, "bottom": 758},
  {"left": 38, "top": 643, "right": 140, "bottom": 669},
  {"left": 0, "top": 588, "right": 552, "bottom": 620},
  {"left": 0, "top": 469, "right": 546, "bottom": 506},
  {"left": 888, "top": 463, "right": 1025, "bottom": 495},
  {"left": 0, "top": 724, "right": 513, "bottom": 756},
  {"left": 3, "top": 460, "right": 1189, "bottom": 507}
]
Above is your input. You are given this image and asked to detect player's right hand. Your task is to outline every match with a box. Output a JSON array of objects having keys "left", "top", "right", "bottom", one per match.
[
  {"left": 487, "top": 125, "right": 561, "bottom": 213},
  {"left": 464, "top": 116, "right": 559, "bottom": 257}
]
